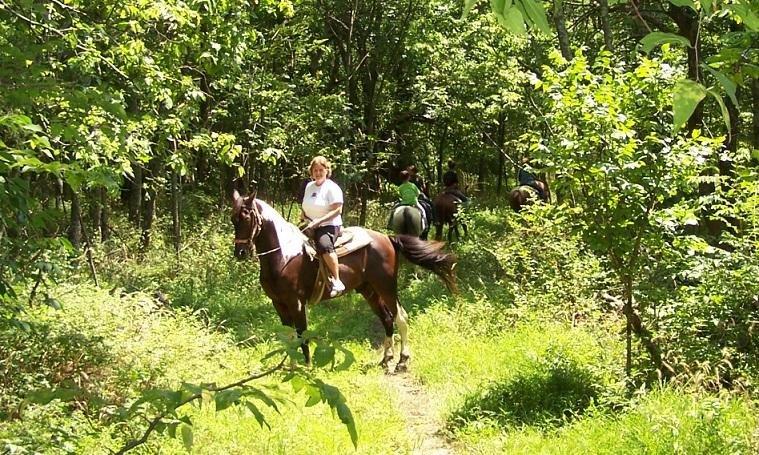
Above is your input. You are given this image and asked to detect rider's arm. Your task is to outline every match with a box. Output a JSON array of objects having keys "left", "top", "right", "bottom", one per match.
[{"left": 307, "top": 202, "right": 343, "bottom": 228}]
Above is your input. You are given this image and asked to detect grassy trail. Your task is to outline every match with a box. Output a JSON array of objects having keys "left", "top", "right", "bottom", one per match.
[{"left": 385, "top": 371, "right": 453, "bottom": 454}]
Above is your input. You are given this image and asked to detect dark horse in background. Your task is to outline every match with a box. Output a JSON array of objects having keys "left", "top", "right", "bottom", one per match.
[
  {"left": 509, "top": 180, "right": 550, "bottom": 212},
  {"left": 231, "top": 190, "right": 457, "bottom": 372},
  {"left": 432, "top": 192, "right": 468, "bottom": 242}
]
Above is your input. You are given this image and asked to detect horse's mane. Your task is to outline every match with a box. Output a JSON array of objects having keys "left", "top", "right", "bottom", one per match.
[{"left": 256, "top": 199, "right": 306, "bottom": 260}]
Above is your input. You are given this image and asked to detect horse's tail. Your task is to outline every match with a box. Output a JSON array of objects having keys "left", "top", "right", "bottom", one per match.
[
  {"left": 403, "top": 206, "right": 412, "bottom": 235},
  {"left": 389, "top": 235, "right": 457, "bottom": 293}
]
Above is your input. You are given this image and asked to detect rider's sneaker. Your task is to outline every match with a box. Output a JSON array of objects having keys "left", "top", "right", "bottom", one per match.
[{"left": 330, "top": 279, "right": 346, "bottom": 297}]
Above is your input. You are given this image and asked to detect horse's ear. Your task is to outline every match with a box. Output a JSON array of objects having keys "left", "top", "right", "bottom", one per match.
[
  {"left": 232, "top": 189, "right": 243, "bottom": 212},
  {"left": 249, "top": 179, "right": 258, "bottom": 201}
]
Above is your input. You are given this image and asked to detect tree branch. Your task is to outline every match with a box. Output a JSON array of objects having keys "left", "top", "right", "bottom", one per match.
[{"left": 115, "top": 355, "right": 287, "bottom": 455}]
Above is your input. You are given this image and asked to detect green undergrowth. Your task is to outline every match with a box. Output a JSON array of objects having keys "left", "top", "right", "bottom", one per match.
[
  {"left": 0, "top": 283, "right": 411, "bottom": 454},
  {"left": 3, "top": 201, "right": 758, "bottom": 453}
]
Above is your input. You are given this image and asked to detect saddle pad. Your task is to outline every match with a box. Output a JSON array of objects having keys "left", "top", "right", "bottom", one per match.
[
  {"left": 303, "top": 226, "right": 372, "bottom": 258},
  {"left": 334, "top": 226, "right": 372, "bottom": 257}
]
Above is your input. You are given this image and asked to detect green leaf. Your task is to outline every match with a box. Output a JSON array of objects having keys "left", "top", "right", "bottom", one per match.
[
  {"left": 334, "top": 346, "right": 356, "bottom": 371},
  {"left": 640, "top": 32, "right": 692, "bottom": 54},
  {"left": 168, "top": 422, "right": 179, "bottom": 439},
  {"left": 289, "top": 375, "right": 307, "bottom": 393},
  {"left": 517, "top": 0, "right": 551, "bottom": 35},
  {"left": 702, "top": 65, "right": 738, "bottom": 107},
  {"left": 667, "top": 0, "right": 697, "bottom": 11},
  {"left": 44, "top": 297, "right": 62, "bottom": 310},
  {"left": 247, "top": 388, "right": 280, "bottom": 413},
  {"left": 245, "top": 401, "right": 271, "bottom": 429},
  {"left": 462, "top": 0, "right": 480, "bottom": 18},
  {"left": 305, "top": 393, "right": 321, "bottom": 407},
  {"left": 496, "top": 7, "right": 526, "bottom": 35},
  {"left": 729, "top": 3, "right": 759, "bottom": 31},
  {"left": 706, "top": 89, "right": 731, "bottom": 138},
  {"left": 25, "top": 388, "right": 79, "bottom": 405},
  {"left": 214, "top": 389, "right": 242, "bottom": 411},
  {"left": 20, "top": 123, "right": 43, "bottom": 133},
  {"left": 336, "top": 402, "right": 358, "bottom": 449},
  {"left": 313, "top": 343, "right": 336, "bottom": 368},
  {"left": 699, "top": 0, "right": 713, "bottom": 15},
  {"left": 490, "top": 0, "right": 512, "bottom": 14},
  {"left": 180, "top": 424, "right": 193, "bottom": 451},
  {"left": 672, "top": 79, "right": 707, "bottom": 133}
]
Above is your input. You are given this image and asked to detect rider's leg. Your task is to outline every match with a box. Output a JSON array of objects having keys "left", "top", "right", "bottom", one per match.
[{"left": 316, "top": 227, "right": 345, "bottom": 296}]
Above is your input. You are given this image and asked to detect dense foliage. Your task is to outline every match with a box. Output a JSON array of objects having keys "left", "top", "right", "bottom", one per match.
[{"left": 1, "top": 0, "right": 757, "bottom": 452}]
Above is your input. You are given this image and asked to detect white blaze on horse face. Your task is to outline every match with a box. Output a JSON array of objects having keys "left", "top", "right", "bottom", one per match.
[
  {"left": 256, "top": 200, "right": 307, "bottom": 261},
  {"left": 395, "top": 304, "right": 411, "bottom": 358}
]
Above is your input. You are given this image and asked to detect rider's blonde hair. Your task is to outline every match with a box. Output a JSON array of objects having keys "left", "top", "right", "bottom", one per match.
[{"left": 309, "top": 155, "right": 332, "bottom": 178}]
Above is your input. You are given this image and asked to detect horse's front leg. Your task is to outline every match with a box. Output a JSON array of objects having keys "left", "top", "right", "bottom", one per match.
[
  {"left": 292, "top": 298, "right": 311, "bottom": 366},
  {"left": 273, "top": 298, "right": 311, "bottom": 366}
]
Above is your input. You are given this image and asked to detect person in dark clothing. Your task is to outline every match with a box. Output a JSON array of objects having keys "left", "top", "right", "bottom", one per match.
[
  {"left": 441, "top": 160, "right": 468, "bottom": 203},
  {"left": 518, "top": 156, "right": 546, "bottom": 201}
]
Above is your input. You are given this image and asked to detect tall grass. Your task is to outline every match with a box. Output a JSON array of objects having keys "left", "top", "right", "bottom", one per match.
[{"left": 2, "top": 199, "right": 758, "bottom": 454}]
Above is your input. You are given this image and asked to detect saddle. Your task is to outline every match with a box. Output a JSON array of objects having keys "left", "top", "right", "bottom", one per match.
[{"left": 305, "top": 227, "right": 373, "bottom": 304}]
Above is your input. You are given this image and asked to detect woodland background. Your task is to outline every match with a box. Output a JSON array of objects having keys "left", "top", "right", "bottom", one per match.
[{"left": 1, "top": 0, "right": 758, "bottom": 453}]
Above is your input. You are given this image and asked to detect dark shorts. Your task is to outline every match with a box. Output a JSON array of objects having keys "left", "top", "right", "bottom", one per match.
[{"left": 313, "top": 225, "right": 340, "bottom": 254}]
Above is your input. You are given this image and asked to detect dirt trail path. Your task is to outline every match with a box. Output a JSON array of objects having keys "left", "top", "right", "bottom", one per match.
[{"left": 385, "top": 370, "right": 454, "bottom": 455}]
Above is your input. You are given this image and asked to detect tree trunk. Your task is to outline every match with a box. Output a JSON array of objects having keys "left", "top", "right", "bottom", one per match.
[
  {"left": 477, "top": 154, "right": 487, "bottom": 193},
  {"left": 358, "top": 182, "right": 368, "bottom": 226},
  {"left": 598, "top": 0, "right": 614, "bottom": 52},
  {"left": 553, "top": 0, "right": 572, "bottom": 60},
  {"left": 621, "top": 276, "right": 673, "bottom": 381},
  {"left": 496, "top": 111, "right": 506, "bottom": 194},
  {"left": 140, "top": 159, "right": 161, "bottom": 252},
  {"left": 67, "top": 185, "right": 82, "bottom": 249},
  {"left": 436, "top": 123, "right": 448, "bottom": 186},
  {"left": 128, "top": 163, "right": 143, "bottom": 227},
  {"left": 88, "top": 189, "right": 101, "bottom": 240},
  {"left": 752, "top": 78, "right": 759, "bottom": 152},
  {"left": 172, "top": 169, "right": 182, "bottom": 256},
  {"left": 99, "top": 188, "right": 109, "bottom": 242},
  {"left": 668, "top": 5, "right": 702, "bottom": 131}
]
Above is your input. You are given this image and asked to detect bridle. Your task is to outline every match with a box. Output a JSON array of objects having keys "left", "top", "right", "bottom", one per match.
[{"left": 234, "top": 197, "right": 264, "bottom": 252}]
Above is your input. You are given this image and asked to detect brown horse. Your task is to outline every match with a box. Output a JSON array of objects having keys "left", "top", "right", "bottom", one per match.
[
  {"left": 432, "top": 192, "right": 468, "bottom": 242},
  {"left": 509, "top": 181, "right": 550, "bottom": 212},
  {"left": 231, "top": 190, "right": 456, "bottom": 372}
]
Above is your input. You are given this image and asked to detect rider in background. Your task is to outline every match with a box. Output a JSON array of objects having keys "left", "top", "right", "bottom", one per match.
[
  {"left": 396, "top": 170, "right": 427, "bottom": 232},
  {"left": 442, "top": 160, "right": 468, "bottom": 203},
  {"left": 405, "top": 165, "right": 433, "bottom": 225},
  {"left": 518, "top": 156, "right": 546, "bottom": 201},
  {"left": 398, "top": 170, "right": 421, "bottom": 206}
]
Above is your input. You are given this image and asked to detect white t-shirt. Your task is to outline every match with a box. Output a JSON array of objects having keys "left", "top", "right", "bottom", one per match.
[{"left": 302, "top": 179, "right": 343, "bottom": 227}]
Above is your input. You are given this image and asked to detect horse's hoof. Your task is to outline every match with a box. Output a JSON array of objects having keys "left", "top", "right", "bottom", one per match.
[{"left": 394, "top": 354, "right": 410, "bottom": 373}]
